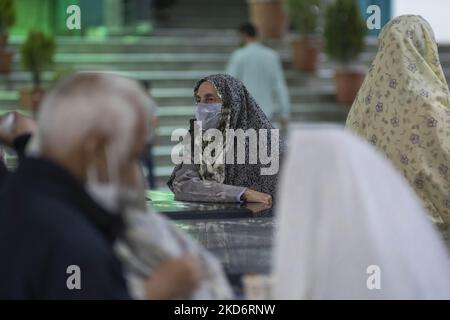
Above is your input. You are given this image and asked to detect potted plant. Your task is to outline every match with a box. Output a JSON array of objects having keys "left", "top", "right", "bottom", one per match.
[
  {"left": 0, "top": 0, "right": 16, "bottom": 74},
  {"left": 248, "top": 0, "right": 287, "bottom": 39},
  {"left": 20, "top": 31, "right": 55, "bottom": 111},
  {"left": 284, "top": 0, "right": 322, "bottom": 73},
  {"left": 324, "top": 0, "right": 366, "bottom": 105}
]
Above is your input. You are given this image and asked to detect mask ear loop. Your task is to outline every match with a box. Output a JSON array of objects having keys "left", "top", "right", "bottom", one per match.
[
  {"left": 103, "top": 143, "right": 126, "bottom": 214},
  {"left": 86, "top": 143, "right": 119, "bottom": 185},
  {"left": 105, "top": 143, "right": 120, "bottom": 185},
  {"left": 85, "top": 139, "right": 100, "bottom": 183}
]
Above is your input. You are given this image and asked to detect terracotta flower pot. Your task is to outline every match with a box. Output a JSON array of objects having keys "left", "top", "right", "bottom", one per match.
[
  {"left": 0, "top": 33, "right": 13, "bottom": 74},
  {"left": 248, "top": 0, "right": 287, "bottom": 39},
  {"left": 19, "top": 88, "right": 46, "bottom": 112},
  {"left": 0, "top": 50, "right": 13, "bottom": 74},
  {"left": 335, "top": 70, "right": 365, "bottom": 106},
  {"left": 291, "top": 35, "right": 321, "bottom": 73}
]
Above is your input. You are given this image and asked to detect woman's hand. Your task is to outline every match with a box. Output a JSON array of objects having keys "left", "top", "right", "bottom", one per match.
[{"left": 241, "top": 188, "right": 272, "bottom": 205}]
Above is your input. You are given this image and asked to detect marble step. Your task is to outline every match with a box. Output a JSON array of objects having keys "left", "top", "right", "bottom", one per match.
[
  {"left": 4, "top": 33, "right": 369, "bottom": 54},
  {"left": 6, "top": 33, "right": 450, "bottom": 53},
  {"left": 2, "top": 66, "right": 450, "bottom": 91}
]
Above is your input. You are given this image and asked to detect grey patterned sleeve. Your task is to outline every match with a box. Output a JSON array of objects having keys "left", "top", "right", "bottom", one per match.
[{"left": 170, "top": 164, "right": 246, "bottom": 203}]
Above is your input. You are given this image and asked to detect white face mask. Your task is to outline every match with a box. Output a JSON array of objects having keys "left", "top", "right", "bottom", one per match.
[
  {"left": 195, "top": 103, "right": 222, "bottom": 129},
  {"left": 119, "top": 185, "right": 147, "bottom": 212},
  {"left": 86, "top": 182, "right": 121, "bottom": 213},
  {"left": 86, "top": 146, "right": 148, "bottom": 214},
  {"left": 87, "top": 178, "right": 147, "bottom": 214},
  {"left": 86, "top": 146, "right": 121, "bottom": 214}
]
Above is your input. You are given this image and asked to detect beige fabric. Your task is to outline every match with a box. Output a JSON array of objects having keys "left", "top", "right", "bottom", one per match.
[{"left": 346, "top": 15, "right": 450, "bottom": 229}]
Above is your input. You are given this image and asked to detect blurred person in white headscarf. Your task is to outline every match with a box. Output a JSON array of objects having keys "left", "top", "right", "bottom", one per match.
[{"left": 272, "top": 127, "right": 450, "bottom": 299}]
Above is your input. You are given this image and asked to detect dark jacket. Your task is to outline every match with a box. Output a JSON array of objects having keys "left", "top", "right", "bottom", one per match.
[
  {"left": 0, "top": 160, "right": 6, "bottom": 182},
  {"left": 0, "top": 156, "right": 130, "bottom": 299}
]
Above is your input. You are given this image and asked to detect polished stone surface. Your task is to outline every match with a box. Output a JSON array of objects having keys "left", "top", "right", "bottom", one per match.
[
  {"left": 152, "top": 200, "right": 273, "bottom": 220},
  {"left": 148, "top": 191, "right": 274, "bottom": 289},
  {"left": 176, "top": 218, "right": 274, "bottom": 275},
  {"left": 176, "top": 217, "right": 274, "bottom": 294}
]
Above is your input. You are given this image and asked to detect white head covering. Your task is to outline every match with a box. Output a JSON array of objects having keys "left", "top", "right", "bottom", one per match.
[{"left": 273, "top": 127, "right": 450, "bottom": 299}]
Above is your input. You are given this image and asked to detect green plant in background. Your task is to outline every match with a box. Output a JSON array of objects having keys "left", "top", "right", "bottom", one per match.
[
  {"left": 323, "top": 0, "right": 366, "bottom": 65},
  {"left": 284, "top": 0, "right": 322, "bottom": 35},
  {"left": 21, "top": 31, "right": 55, "bottom": 89},
  {"left": 0, "top": 0, "right": 16, "bottom": 39}
]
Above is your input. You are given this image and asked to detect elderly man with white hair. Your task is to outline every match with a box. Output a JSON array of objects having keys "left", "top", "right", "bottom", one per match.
[{"left": 0, "top": 73, "right": 202, "bottom": 299}]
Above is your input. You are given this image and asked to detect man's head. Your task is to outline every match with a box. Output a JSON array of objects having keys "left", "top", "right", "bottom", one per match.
[
  {"left": 238, "top": 23, "right": 258, "bottom": 46},
  {"left": 37, "top": 72, "right": 150, "bottom": 189}
]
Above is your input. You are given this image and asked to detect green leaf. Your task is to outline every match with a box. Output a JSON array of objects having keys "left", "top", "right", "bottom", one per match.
[{"left": 323, "top": 0, "right": 367, "bottom": 64}]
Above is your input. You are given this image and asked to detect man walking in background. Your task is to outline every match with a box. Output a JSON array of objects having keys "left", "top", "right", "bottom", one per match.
[
  {"left": 140, "top": 80, "right": 158, "bottom": 189},
  {"left": 226, "top": 23, "right": 291, "bottom": 130}
]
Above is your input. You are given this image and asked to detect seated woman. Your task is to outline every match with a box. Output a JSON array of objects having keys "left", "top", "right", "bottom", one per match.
[
  {"left": 273, "top": 128, "right": 450, "bottom": 299},
  {"left": 346, "top": 15, "right": 450, "bottom": 232},
  {"left": 168, "top": 74, "right": 281, "bottom": 204}
]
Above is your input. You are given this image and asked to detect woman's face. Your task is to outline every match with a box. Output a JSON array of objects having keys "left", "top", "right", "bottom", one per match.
[{"left": 195, "top": 81, "right": 222, "bottom": 104}]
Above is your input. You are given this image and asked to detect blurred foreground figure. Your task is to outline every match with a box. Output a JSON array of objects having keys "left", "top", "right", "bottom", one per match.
[
  {"left": 346, "top": 15, "right": 450, "bottom": 240},
  {"left": 0, "top": 73, "right": 201, "bottom": 299},
  {"left": 226, "top": 23, "right": 290, "bottom": 129},
  {"left": 273, "top": 127, "right": 450, "bottom": 299}
]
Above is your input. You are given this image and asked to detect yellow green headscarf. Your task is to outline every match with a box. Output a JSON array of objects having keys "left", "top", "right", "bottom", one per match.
[{"left": 346, "top": 15, "right": 450, "bottom": 228}]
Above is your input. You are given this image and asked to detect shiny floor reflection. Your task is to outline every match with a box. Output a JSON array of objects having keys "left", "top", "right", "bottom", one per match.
[{"left": 176, "top": 218, "right": 274, "bottom": 275}]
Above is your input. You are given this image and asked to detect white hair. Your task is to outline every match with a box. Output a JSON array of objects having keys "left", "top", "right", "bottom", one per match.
[{"left": 36, "top": 72, "right": 150, "bottom": 163}]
